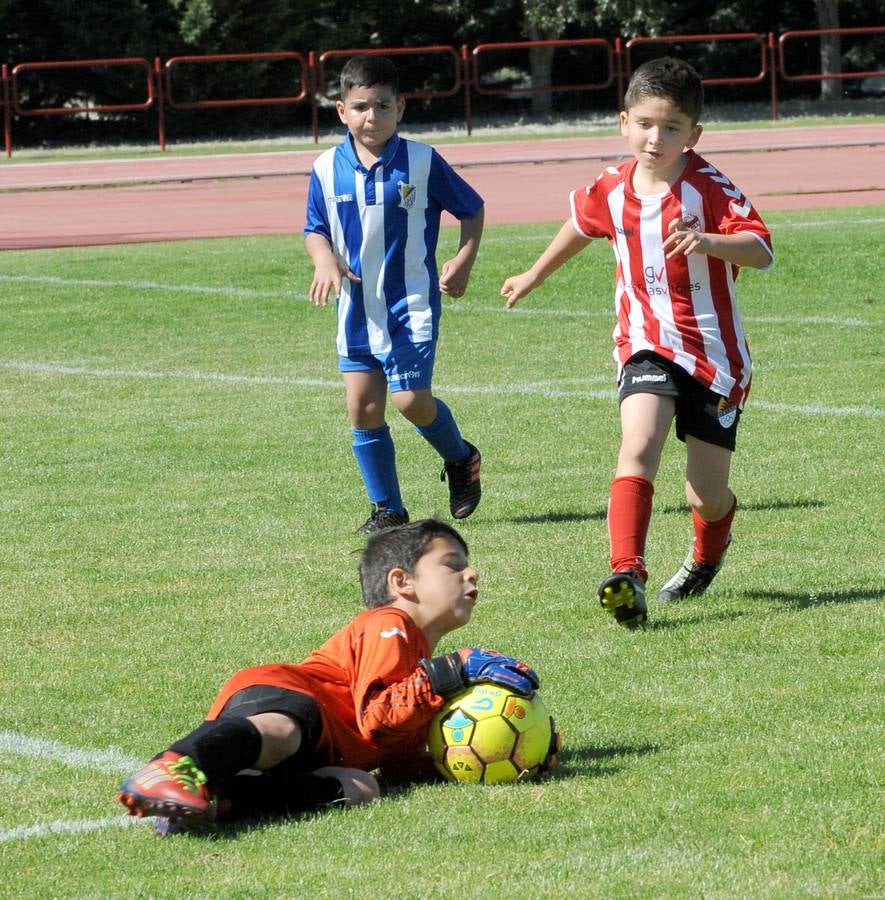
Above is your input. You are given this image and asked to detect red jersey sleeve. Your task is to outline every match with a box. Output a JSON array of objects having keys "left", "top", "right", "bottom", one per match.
[
  {"left": 690, "top": 155, "right": 774, "bottom": 267},
  {"left": 350, "top": 610, "right": 446, "bottom": 744},
  {"left": 570, "top": 169, "right": 618, "bottom": 241}
]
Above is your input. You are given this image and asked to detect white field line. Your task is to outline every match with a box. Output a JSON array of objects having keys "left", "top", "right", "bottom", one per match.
[
  {"left": 0, "top": 273, "right": 301, "bottom": 301},
  {"left": 2, "top": 360, "right": 882, "bottom": 417},
  {"left": 0, "top": 360, "right": 615, "bottom": 400},
  {"left": 0, "top": 731, "right": 141, "bottom": 772},
  {"left": 1, "top": 360, "right": 341, "bottom": 390},
  {"left": 769, "top": 216, "right": 885, "bottom": 229},
  {"left": 0, "top": 274, "right": 874, "bottom": 329},
  {"left": 752, "top": 400, "right": 884, "bottom": 417},
  {"left": 0, "top": 815, "right": 147, "bottom": 843},
  {"left": 0, "top": 730, "right": 148, "bottom": 844}
]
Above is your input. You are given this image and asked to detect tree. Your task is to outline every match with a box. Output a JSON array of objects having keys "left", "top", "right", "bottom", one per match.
[
  {"left": 591, "top": 0, "right": 857, "bottom": 101},
  {"left": 519, "top": 0, "right": 586, "bottom": 118},
  {"left": 814, "top": 0, "right": 842, "bottom": 100},
  {"left": 2, "top": 0, "right": 882, "bottom": 143},
  {"left": 441, "top": 0, "right": 588, "bottom": 117}
]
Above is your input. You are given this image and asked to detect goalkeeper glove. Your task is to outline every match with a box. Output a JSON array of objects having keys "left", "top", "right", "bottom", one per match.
[{"left": 420, "top": 647, "right": 539, "bottom": 698}]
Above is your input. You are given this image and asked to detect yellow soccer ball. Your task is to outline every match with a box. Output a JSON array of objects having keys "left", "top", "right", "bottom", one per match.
[{"left": 427, "top": 684, "right": 556, "bottom": 784}]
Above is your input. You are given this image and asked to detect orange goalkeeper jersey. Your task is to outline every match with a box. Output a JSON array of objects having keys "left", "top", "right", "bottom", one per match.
[{"left": 206, "top": 606, "right": 446, "bottom": 775}]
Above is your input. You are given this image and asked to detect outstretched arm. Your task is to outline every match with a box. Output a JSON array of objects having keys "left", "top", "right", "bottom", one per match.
[
  {"left": 439, "top": 207, "right": 485, "bottom": 298},
  {"left": 500, "top": 219, "right": 592, "bottom": 308}
]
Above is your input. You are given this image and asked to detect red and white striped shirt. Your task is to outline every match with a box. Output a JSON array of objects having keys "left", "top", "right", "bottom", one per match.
[{"left": 571, "top": 149, "right": 773, "bottom": 407}]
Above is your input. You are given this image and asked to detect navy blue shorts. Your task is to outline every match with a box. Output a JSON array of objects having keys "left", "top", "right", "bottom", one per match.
[{"left": 618, "top": 352, "right": 741, "bottom": 451}]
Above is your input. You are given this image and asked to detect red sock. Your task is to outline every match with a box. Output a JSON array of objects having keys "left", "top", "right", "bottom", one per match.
[
  {"left": 692, "top": 497, "right": 736, "bottom": 564},
  {"left": 608, "top": 476, "right": 654, "bottom": 582}
]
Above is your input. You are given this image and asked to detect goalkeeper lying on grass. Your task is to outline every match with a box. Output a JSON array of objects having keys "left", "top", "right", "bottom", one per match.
[{"left": 118, "top": 518, "right": 555, "bottom": 835}]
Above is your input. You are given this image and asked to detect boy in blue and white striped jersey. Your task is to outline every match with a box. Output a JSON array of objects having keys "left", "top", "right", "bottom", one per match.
[{"left": 305, "top": 55, "right": 484, "bottom": 533}]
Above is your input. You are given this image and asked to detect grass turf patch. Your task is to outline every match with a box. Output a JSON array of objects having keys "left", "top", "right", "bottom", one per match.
[{"left": 0, "top": 207, "right": 882, "bottom": 897}]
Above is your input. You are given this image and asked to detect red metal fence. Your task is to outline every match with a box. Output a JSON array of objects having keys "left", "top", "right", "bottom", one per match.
[{"left": 1, "top": 27, "right": 883, "bottom": 157}]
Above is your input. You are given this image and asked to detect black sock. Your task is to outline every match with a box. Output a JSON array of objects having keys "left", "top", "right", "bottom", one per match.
[
  {"left": 170, "top": 718, "right": 262, "bottom": 782},
  {"left": 222, "top": 771, "right": 345, "bottom": 821}
]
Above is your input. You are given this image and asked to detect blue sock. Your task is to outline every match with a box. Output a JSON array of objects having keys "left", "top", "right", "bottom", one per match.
[
  {"left": 351, "top": 426, "right": 404, "bottom": 514},
  {"left": 415, "top": 399, "right": 469, "bottom": 463}
]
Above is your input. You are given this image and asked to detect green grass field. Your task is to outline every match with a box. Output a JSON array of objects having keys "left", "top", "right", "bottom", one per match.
[{"left": 0, "top": 206, "right": 883, "bottom": 897}]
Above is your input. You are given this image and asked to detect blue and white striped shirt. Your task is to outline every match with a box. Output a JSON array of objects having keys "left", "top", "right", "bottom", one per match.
[{"left": 305, "top": 132, "right": 483, "bottom": 356}]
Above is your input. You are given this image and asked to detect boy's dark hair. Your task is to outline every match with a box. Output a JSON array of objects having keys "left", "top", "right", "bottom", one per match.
[
  {"left": 359, "top": 519, "right": 468, "bottom": 608},
  {"left": 624, "top": 57, "right": 704, "bottom": 125},
  {"left": 340, "top": 55, "right": 399, "bottom": 99}
]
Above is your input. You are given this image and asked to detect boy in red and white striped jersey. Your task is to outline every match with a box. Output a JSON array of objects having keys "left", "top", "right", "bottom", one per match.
[{"left": 500, "top": 57, "right": 774, "bottom": 628}]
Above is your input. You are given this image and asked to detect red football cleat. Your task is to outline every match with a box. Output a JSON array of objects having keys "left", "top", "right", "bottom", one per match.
[{"left": 117, "top": 751, "right": 217, "bottom": 832}]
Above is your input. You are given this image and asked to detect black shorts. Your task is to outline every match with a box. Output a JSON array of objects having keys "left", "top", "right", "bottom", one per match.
[
  {"left": 217, "top": 685, "right": 326, "bottom": 770},
  {"left": 618, "top": 352, "right": 741, "bottom": 451}
]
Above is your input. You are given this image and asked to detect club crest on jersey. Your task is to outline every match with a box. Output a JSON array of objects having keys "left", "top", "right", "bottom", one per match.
[
  {"left": 397, "top": 181, "right": 417, "bottom": 209},
  {"left": 681, "top": 210, "right": 702, "bottom": 231},
  {"left": 717, "top": 398, "right": 738, "bottom": 429}
]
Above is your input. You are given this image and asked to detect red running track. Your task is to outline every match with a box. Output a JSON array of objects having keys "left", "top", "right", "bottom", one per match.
[{"left": 1, "top": 124, "right": 883, "bottom": 250}]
